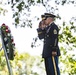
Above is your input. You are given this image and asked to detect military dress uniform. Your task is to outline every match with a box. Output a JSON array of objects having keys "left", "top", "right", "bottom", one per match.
[{"left": 37, "top": 13, "right": 61, "bottom": 75}]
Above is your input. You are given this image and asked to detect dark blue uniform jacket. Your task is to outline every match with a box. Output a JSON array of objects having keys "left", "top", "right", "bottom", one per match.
[{"left": 37, "top": 22, "right": 61, "bottom": 58}]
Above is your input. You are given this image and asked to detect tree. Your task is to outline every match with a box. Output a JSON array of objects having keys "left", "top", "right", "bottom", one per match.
[
  {"left": 59, "top": 21, "right": 76, "bottom": 75},
  {"left": 0, "top": 0, "right": 76, "bottom": 75},
  {"left": 0, "top": 7, "right": 7, "bottom": 16},
  {"left": 0, "top": 50, "right": 45, "bottom": 75}
]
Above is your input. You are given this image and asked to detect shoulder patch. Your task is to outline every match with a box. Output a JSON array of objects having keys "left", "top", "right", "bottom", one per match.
[{"left": 53, "top": 29, "right": 57, "bottom": 34}]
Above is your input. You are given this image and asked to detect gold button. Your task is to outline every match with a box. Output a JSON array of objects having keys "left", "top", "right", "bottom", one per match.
[{"left": 47, "top": 35, "right": 49, "bottom": 37}]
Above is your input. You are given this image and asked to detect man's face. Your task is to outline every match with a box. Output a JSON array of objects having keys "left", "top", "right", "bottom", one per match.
[
  {"left": 45, "top": 17, "right": 53, "bottom": 26},
  {"left": 45, "top": 18, "right": 49, "bottom": 26}
]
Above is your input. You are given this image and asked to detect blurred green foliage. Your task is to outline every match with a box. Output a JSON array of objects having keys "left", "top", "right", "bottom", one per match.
[{"left": 0, "top": 0, "right": 76, "bottom": 75}]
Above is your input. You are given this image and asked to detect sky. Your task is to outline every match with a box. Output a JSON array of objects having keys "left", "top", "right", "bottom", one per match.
[{"left": 0, "top": 1, "right": 76, "bottom": 56}]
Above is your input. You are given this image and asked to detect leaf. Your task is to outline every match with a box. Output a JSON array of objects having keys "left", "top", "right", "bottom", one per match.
[{"left": 15, "top": 17, "right": 19, "bottom": 24}]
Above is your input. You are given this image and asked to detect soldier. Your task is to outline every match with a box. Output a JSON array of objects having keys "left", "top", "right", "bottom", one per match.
[{"left": 37, "top": 13, "right": 61, "bottom": 75}]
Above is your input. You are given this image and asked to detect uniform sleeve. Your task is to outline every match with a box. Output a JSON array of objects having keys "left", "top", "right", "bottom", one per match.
[
  {"left": 51, "top": 26, "right": 59, "bottom": 51},
  {"left": 37, "top": 28, "right": 46, "bottom": 40}
]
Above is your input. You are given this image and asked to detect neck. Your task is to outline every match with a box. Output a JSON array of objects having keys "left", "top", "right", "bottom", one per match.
[{"left": 49, "top": 21, "right": 53, "bottom": 25}]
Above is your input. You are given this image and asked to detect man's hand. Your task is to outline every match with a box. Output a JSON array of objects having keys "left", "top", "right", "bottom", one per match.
[
  {"left": 52, "top": 51, "right": 57, "bottom": 56},
  {"left": 41, "top": 24, "right": 46, "bottom": 29},
  {"left": 38, "top": 21, "right": 46, "bottom": 29}
]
